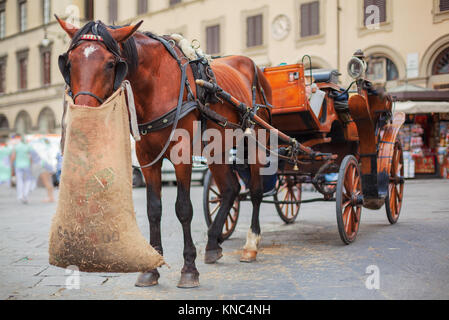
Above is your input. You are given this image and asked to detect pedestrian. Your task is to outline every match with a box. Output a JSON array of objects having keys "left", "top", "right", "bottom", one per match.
[
  {"left": 0, "top": 136, "right": 13, "bottom": 187},
  {"left": 32, "top": 137, "right": 55, "bottom": 203},
  {"left": 10, "top": 135, "right": 33, "bottom": 204}
]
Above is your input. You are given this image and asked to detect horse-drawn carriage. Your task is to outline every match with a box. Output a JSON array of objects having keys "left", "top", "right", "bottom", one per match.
[
  {"left": 203, "top": 50, "right": 405, "bottom": 245},
  {"left": 54, "top": 16, "right": 405, "bottom": 287}
]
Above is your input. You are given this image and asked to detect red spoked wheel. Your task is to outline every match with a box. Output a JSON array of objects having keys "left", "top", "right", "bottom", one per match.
[
  {"left": 274, "top": 175, "right": 302, "bottom": 224},
  {"left": 336, "top": 155, "right": 363, "bottom": 245},
  {"left": 203, "top": 170, "right": 240, "bottom": 241},
  {"left": 385, "top": 139, "right": 404, "bottom": 224}
]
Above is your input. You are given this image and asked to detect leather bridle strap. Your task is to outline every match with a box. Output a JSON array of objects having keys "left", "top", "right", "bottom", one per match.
[{"left": 73, "top": 91, "right": 105, "bottom": 104}]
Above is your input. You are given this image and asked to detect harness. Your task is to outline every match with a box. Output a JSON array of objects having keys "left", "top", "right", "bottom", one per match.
[{"left": 58, "top": 24, "right": 270, "bottom": 167}]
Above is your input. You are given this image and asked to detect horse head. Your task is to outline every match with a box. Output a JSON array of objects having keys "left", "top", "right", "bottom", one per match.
[{"left": 55, "top": 16, "right": 142, "bottom": 107}]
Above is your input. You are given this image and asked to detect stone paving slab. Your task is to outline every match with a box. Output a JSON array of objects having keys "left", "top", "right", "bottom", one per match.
[{"left": 0, "top": 179, "right": 448, "bottom": 299}]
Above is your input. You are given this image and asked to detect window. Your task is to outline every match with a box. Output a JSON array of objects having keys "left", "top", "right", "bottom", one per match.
[
  {"left": 18, "top": 0, "right": 27, "bottom": 32},
  {"left": 17, "top": 50, "right": 28, "bottom": 90},
  {"left": 169, "top": 0, "right": 181, "bottom": 6},
  {"left": 432, "top": 47, "right": 449, "bottom": 75},
  {"left": 246, "top": 14, "right": 263, "bottom": 48},
  {"left": 85, "top": 0, "right": 94, "bottom": 20},
  {"left": 364, "top": 0, "right": 386, "bottom": 26},
  {"left": 43, "top": 0, "right": 51, "bottom": 24},
  {"left": 0, "top": 1, "right": 5, "bottom": 39},
  {"left": 137, "top": 0, "right": 148, "bottom": 14},
  {"left": 366, "top": 56, "right": 399, "bottom": 82},
  {"left": 300, "top": 1, "right": 319, "bottom": 37},
  {"left": 109, "top": 0, "right": 118, "bottom": 24},
  {"left": 206, "top": 24, "right": 220, "bottom": 55},
  {"left": 42, "top": 51, "right": 51, "bottom": 85},
  {"left": 0, "top": 56, "right": 6, "bottom": 94},
  {"left": 441, "top": 0, "right": 449, "bottom": 12}
]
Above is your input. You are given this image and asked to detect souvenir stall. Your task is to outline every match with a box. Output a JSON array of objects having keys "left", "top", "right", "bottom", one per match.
[{"left": 394, "top": 99, "right": 449, "bottom": 179}]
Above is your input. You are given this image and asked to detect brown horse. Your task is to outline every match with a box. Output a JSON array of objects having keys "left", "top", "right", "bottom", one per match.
[{"left": 56, "top": 17, "right": 272, "bottom": 288}]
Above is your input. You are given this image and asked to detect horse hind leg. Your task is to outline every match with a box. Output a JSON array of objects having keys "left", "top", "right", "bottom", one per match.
[
  {"left": 240, "top": 165, "right": 263, "bottom": 263},
  {"left": 174, "top": 163, "right": 200, "bottom": 288},
  {"left": 205, "top": 163, "right": 240, "bottom": 264}
]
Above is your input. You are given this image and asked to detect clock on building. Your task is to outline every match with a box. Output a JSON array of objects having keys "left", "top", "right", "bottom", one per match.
[{"left": 271, "top": 14, "right": 291, "bottom": 41}]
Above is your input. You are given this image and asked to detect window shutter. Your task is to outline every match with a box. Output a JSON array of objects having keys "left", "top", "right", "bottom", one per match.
[
  {"left": 109, "top": 0, "right": 118, "bottom": 23},
  {"left": 300, "top": 3, "right": 310, "bottom": 37},
  {"left": 20, "top": 58, "right": 27, "bottom": 90},
  {"left": 85, "top": 0, "right": 94, "bottom": 20},
  {"left": 43, "top": 51, "right": 51, "bottom": 85},
  {"left": 137, "top": 0, "right": 148, "bottom": 14},
  {"left": 310, "top": 1, "right": 320, "bottom": 36},
  {"left": 301, "top": 2, "right": 319, "bottom": 38},
  {"left": 0, "top": 62, "right": 5, "bottom": 94},
  {"left": 376, "top": 0, "right": 387, "bottom": 23},
  {"left": 206, "top": 25, "right": 220, "bottom": 54},
  {"left": 364, "top": 0, "right": 386, "bottom": 25},
  {"left": 246, "top": 17, "right": 252, "bottom": 47},
  {"left": 440, "top": 0, "right": 449, "bottom": 12},
  {"left": 247, "top": 15, "right": 263, "bottom": 47}
]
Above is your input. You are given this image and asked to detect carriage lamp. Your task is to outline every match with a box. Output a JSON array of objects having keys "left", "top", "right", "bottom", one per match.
[{"left": 347, "top": 56, "right": 367, "bottom": 80}]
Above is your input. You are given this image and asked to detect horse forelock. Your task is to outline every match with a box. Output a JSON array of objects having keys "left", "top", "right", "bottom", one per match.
[{"left": 68, "top": 21, "right": 139, "bottom": 75}]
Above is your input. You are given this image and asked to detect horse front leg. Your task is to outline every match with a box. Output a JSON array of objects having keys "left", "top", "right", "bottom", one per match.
[
  {"left": 173, "top": 162, "right": 200, "bottom": 288},
  {"left": 240, "top": 164, "right": 264, "bottom": 263},
  {"left": 135, "top": 162, "right": 163, "bottom": 287}
]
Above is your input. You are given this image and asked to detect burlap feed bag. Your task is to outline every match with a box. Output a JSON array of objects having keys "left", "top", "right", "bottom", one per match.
[{"left": 49, "top": 87, "right": 164, "bottom": 272}]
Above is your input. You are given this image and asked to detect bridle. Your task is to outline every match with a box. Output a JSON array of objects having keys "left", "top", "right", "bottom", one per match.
[{"left": 58, "top": 28, "right": 129, "bottom": 105}]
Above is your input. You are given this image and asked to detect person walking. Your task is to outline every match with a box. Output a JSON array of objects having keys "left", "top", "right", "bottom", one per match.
[
  {"left": 33, "top": 137, "right": 55, "bottom": 203},
  {"left": 11, "top": 135, "right": 33, "bottom": 204},
  {"left": 0, "top": 137, "right": 12, "bottom": 188}
]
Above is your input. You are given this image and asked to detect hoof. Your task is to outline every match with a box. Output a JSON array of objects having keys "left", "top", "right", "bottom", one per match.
[
  {"left": 240, "top": 249, "right": 257, "bottom": 263},
  {"left": 204, "top": 248, "right": 223, "bottom": 264},
  {"left": 177, "top": 272, "right": 200, "bottom": 288},
  {"left": 135, "top": 270, "right": 160, "bottom": 287}
]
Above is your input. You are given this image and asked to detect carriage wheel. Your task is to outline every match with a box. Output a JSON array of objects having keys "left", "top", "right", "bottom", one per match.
[
  {"left": 274, "top": 175, "right": 301, "bottom": 224},
  {"left": 203, "top": 170, "right": 240, "bottom": 241},
  {"left": 336, "top": 155, "right": 363, "bottom": 245},
  {"left": 385, "top": 139, "right": 404, "bottom": 224}
]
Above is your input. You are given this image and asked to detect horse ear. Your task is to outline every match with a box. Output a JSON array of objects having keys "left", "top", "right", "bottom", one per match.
[
  {"left": 108, "top": 20, "right": 143, "bottom": 43},
  {"left": 54, "top": 14, "right": 79, "bottom": 39}
]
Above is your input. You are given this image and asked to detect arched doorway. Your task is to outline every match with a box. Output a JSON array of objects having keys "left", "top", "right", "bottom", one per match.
[
  {"left": 37, "top": 107, "right": 56, "bottom": 133},
  {"left": 14, "top": 111, "right": 32, "bottom": 135}
]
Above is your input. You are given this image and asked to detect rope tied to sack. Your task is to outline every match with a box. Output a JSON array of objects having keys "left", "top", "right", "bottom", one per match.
[{"left": 122, "top": 80, "right": 141, "bottom": 142}]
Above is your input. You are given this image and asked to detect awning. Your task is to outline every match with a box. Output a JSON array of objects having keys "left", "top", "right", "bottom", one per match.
[{"left": 393, "top": 101, "right": 449, "bottom": 114}]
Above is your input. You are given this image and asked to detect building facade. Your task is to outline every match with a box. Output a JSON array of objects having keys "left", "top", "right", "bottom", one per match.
[{"left": 0, "top": 0, "right": 448, "bottom": 136}]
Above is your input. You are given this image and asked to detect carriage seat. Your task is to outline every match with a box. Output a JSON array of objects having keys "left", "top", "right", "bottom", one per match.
[{"left": 305, "top": 69, "right": 340, "bottom": 85}]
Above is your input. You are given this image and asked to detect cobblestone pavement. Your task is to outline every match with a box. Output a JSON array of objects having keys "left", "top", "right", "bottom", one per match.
[{"left": 0, "top": 179, "right": 448, "bottom": 300}]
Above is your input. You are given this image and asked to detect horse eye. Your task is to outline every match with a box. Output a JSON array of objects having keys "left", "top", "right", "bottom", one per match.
[{"left": 106, "top": 61, "right": 115, "bottom": 69}]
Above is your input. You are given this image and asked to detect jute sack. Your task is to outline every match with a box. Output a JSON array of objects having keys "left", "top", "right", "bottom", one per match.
[{"left": 49, "top": 88, "right": 164, "bottom": 272}]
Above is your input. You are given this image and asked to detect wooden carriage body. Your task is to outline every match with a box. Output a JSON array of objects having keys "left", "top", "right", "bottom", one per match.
[{"left": 263, "top": 63, "right": 405, "bottom": 210}]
